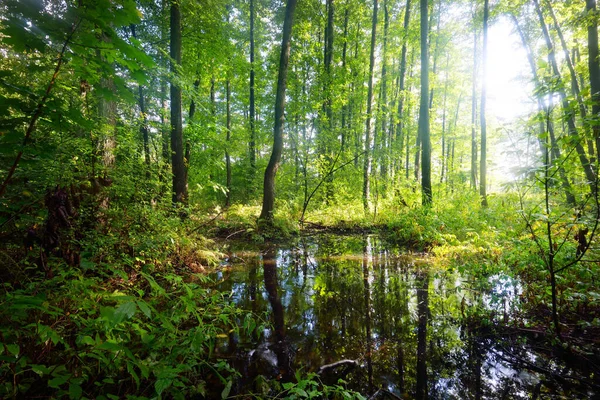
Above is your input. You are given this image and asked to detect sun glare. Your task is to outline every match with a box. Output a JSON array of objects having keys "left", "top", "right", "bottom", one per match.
[{"left": 486, "top": 16, "right": 538, "bottom": 186}]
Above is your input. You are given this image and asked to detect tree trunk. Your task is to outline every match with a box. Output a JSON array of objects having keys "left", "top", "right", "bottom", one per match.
[
  {"left": 341, "top": 7, "right": 349, "bottom": 149},
  {"left": 170, "top": 0, "right": 187, "bottom": 205},
  {"left": 363, "top": 0, "right": 378, "bottom": 212},
  {"left": 480, "top": 0, "right": 488, "bottom": 207},
  {"left": 428, "top": 1, "right": 441, "bottom": 110},
  {"left": 322, "top": 0, "right": 334, "bottom": 202},
  {"left": 471, "top": 9, "right": 478, "bottom": 191},
  {"left": 226, "top": 79, "right": 232, "bottom": 207},
  {"left": 249, "top": 0, "right": 257, "bottom": 175},
  {"left": 587, "top": 0, "right": 600, "bottom": 165},
  {"left": 259, "top": 0, "right": 298, "bottom": 221},
  {"left": 379, "top": 0, "right": 390, "bottom": 192},
  {"left": 440, "top": 55, "right": 449, "bottom": 184},
  {"left": 512, "top": 15, "right": 576, "bottom": 206},
  {"left": 534, "top": 0, "right": 596, "bottom": 195},
  {"left": 130, "top": 25, "right": 151, "bottom": 175},
  {"left": 186, "top": 78, "right": 200, "bottom": 190},
  {"left": 545, "top": 0, "right": 595, "bottom": 161},
  {"left": 420, "top": 0, "right": 432, "bottom": 205},
  {"left": 395, "top": 0, "right": 411, "bottom": 178}
]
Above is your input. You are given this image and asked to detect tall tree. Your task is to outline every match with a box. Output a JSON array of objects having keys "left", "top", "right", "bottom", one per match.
[
  {"left": 420, "top": 0, "right": 432, "bottom": 205},
  {"left": 545, "top": 0, "right": 594, "bottom": 160},
  {"left": 249, "top": 0, "right": 257, "bottom": 176},
  {"left": 440, "top": 55, "right": 449, "bottom": 184},
  {"left": 534, "top": 0, "right": 596, "bottom": 195},
  {"left": 364, "top": 0, "right": 378, "bottom": 212},
  {"left": 225, "top": 79, "right": 232, "bottom": 207},
  {"left": 130, "top": 25, "right": 150, "bottom": 175},
  {"left": 588, "top": 0, "right": 600, "bottom": 165},
  {"left": 170, "top": 0, "right": 187, "bottom": 204},
  {"left": 512, "top": 15, "right": 576, "bottom": 206},
  {"left": 395, "top": 0, "right": 411, "bottom": 178},
  {"left": 479, "top": 0, "right": 488, "bottom": 207},
  {"left": 378, "top": 0, "right": 390, "bottom": 190},
  {"left": 470, "top": 7, "right": 478, "bottom": 190},
  {"left": 322, "top": 0, "right": 335, "bottom": 201},
  {"left": 259, "top": 0, "right": 298, "bottom": 221}
]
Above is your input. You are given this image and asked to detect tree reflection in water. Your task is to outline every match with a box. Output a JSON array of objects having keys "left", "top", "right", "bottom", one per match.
[
  {"left": 262, "top": 247, "right": 293, "bottom": 382},
  {"left": 215, "top": 234, "right": 598, "bottom": 399}
]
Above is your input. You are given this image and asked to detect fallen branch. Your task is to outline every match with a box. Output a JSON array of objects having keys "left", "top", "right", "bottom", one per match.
[
  {"left": 491, "top": 346, "right": 600, "bottom": 391},
  {"left": 190, "top": 210, "right": 223, "bottom": 233},
  {"left": 317, "top": 359, "right": 360, "bottom": 375},
  {"left": 368, "top": 388, "right": 402, "bottom": 400}
]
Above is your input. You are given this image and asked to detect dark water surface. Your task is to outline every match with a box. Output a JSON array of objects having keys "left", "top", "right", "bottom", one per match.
[{"left": 212, "top": 234, "right": 598, "bottom": 399}]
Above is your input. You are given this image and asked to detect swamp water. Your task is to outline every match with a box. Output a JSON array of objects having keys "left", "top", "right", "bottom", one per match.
[{"left": 211, "top": 234, "right": 598, "bottom": 399}]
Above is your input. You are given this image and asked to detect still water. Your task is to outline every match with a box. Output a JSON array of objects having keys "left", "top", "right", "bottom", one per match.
[{"left": 212, "top": 234, "right": 598, "bottom": 399}]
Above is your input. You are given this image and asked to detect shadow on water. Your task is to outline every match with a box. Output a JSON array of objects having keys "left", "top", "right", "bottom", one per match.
[{"left": 212, "top": 234, "right": 600, "bottom": 399}]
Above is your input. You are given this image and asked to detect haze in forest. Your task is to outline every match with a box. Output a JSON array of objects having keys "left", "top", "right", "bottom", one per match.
[{"left": 2, "top": 0, "right": 600, "bottom": 398}]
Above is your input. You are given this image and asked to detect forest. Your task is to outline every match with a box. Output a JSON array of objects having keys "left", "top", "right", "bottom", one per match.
[{"left": 1, "top": 0, "right": 600, "bottom": 398}]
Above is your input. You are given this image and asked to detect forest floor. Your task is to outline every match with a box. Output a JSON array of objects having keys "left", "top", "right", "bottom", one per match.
[{"left": 2, "top": 190, "right": 599, "bottom": 398}]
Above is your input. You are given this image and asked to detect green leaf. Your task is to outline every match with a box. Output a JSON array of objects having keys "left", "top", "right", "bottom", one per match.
[
  {"left": 221, "top": 380, "right": 232, "bottom": 399},
  {"left": 79, "top": 336, "right": 96, "bottom": 346},
  {"left": 127, "top": 362, "right": 140, "bottom": 387},
  {"left": 48, "top": 374, "right": 71, "bottom": 389},
  {"left": 155, "top": 378, "right": 172, "bottom": 396},
  {"left": 69, "top": 383, "right": 82, "bottom": 399},
  {"left": 114, "top": 301, "right": 137, "bottom": 322},
  {"left": 6, "top": 344, "right": 19, "bottom": 357},
  {"left": 31, "top": 364, "right": 50, "bottom": 376},
  {"left": 136, "top": 300, "right": 151, "bottom": 318},
  {"left": 292, "top": 388, "right": 308, "bottom": 397}
]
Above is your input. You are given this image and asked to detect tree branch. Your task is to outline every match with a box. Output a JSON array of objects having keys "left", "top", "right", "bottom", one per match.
[{"left": 0, "top": 19, "right": 81, "bottom": 199}]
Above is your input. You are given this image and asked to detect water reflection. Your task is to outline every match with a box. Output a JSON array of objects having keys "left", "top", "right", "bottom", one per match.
[
  {"left": 215, "top": 234, "right": 598, "bottom": 399},
  {"left": 262, "top": 247, "right": 292, "bottom": 382}
]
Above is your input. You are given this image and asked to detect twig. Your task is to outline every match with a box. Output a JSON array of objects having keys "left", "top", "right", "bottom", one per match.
[
  {"left": 226, "top": 229, "right": 246, "bottom": 239},
  {"left": 300, "top": 151, "right": 366, "bottom": 223},
  {"left": 491, "top": 346, "right": 600, "bottom": 390}
]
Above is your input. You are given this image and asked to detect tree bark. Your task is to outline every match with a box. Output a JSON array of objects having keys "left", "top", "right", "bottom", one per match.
[
  {"left": 259, "top": 0, "right": 298, "bottom": 221},
  {"left": 363, "top": 0, "right": 378, "bottom": 212},
  {"left": 420, "top": 0, "right": 432, "bottom": 205},
  {"left": 170, "top": 0, "right": 187, "bottom": 204}
]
